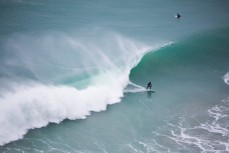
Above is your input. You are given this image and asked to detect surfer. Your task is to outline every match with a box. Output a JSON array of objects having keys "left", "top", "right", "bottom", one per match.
[
  {"left": 146, "top": 82, "right": 152, "bottom": 90},
  {"left": 176, "top": 13, "right": 181, "bottom": 19}
]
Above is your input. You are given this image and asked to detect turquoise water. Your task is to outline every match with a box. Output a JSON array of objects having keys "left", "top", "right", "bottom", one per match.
[{"left": 0, "top": 0, "right": 229, "bottom": 152}]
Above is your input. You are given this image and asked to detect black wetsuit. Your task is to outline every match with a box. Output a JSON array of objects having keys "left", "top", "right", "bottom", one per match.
[
  {"left": 147, "top": 82, "right": 152, "bottom": 90},
  {"left": 177, "top": 13, "right": 181, "bottom": 19}
]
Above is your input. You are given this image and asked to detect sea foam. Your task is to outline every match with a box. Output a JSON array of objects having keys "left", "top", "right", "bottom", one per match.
[
  {"left": 0, "top": 70, "right": 128, "bottom": 146},
  {"left": 223, "top": 71, "right": 229, "bottom": 85}
]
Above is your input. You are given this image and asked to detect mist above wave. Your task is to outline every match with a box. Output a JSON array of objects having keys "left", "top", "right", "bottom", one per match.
[{"left": 1, "top": 30, "right": 151, "bottom": 84}]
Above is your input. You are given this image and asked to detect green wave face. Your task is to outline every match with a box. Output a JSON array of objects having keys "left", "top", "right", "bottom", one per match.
[{"left": 130, "top": 28, "right": 229, "bottom": 101}]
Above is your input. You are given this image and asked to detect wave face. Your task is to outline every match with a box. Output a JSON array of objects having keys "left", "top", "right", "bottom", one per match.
[
  {"left": 127, "top": 28, "right": 229, "bottom": 153},
  {"left": 0, "top": 30, "right": 170, "bottom": 146}
]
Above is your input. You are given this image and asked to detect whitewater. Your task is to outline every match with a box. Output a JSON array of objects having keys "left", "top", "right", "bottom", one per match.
[{"left": 223, "top": 71, "right": 229, "bottom": 85}]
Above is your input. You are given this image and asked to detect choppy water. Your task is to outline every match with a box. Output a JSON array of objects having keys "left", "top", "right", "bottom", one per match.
[{"left": 0, "top": 0, "right": 229, "bottom": 152}]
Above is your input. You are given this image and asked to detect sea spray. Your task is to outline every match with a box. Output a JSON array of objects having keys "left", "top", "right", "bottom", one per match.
[{"left": 2, "top": 31, "right": 151, "bottom": 83}]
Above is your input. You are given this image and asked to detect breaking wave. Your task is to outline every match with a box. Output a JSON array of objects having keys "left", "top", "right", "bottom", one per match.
[{"left": 0, "top": 31, "right": 171, "bottom": 146}]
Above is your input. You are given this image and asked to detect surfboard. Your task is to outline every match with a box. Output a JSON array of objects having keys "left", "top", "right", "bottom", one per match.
[{"left": 147, "top": 90, "right": 155, "bottom": 93}]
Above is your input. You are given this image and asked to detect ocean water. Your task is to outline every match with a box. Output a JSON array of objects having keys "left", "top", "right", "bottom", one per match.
[{"left": 0, "top": 0, "right": 229, "bottom": 152}]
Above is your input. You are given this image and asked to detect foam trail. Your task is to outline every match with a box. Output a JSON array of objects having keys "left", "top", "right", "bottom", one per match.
[
  {"left": 223, "top": 71, "right": 229, "bottom": 85},
  {"left": 158, "top": 98, "right": 229, "bottom": 152},
  {"left": 124, "top": 82, "right": 146, "bottom": 93}
]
